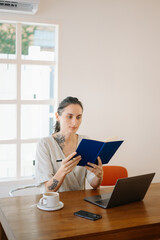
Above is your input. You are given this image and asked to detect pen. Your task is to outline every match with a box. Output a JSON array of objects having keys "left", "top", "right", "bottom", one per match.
[
  {"left": 56, "top": 159, "right": 62, "bottom": 162},
  {"left": 56, "top": 157, "right": 77, "bottom": 162}
]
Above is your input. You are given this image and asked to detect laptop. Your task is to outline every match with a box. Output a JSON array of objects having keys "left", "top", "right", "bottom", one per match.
[{"left": 84, "top": 173, "right": 155, "bottom": 208}]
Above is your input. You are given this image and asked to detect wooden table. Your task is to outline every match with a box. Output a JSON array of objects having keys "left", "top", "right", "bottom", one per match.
[{"left": 0, "top": 183, "right": 160, "bottom": 240}]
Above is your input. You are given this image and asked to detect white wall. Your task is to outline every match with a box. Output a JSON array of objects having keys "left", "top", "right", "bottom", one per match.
[{"left": 0, "top": 0, "right": 160, "bottom": 196}]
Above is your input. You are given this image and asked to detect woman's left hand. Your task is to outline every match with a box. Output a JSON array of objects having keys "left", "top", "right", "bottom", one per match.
[{"left": 85, "top": 156, "right": 103, "bottom": 179}]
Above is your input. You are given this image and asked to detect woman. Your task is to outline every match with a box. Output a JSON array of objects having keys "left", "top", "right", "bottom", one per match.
[{"left": 35, "top": 96, "right": 103, "bottom": 192}]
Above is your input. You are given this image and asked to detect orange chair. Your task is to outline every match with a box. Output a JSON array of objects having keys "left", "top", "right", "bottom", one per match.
[{"left": 101, "top": 165, "right": 128, "bottom": 186}]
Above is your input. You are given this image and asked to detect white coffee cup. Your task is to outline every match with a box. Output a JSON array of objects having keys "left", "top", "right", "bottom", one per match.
[{"left": 39, "top": 192, "right": 59, "bottom": 208}]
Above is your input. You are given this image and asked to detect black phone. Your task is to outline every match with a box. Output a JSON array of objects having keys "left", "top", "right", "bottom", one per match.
[{"left": 74, "top": 210, "right": 102, "bottom": 221}]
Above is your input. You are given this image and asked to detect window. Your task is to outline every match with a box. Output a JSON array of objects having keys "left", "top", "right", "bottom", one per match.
[{"left": 0, "top": 22, "right": 58, "bottom": 180}]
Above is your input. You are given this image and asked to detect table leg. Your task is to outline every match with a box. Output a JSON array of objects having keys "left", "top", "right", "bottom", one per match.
[{"left": 0, "top": 223, "right": 8, "bottom": 240}]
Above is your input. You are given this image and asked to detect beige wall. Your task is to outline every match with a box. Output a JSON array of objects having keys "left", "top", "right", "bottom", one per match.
[{"left": 1, "top": 0, "right": 160, "bottom": 188}]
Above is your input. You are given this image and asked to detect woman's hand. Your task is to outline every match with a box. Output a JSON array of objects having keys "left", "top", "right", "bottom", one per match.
[
  {"left": 60, "top": 152, "right": 81, "bottom": 176},
  {"left": 85, "top": 156, "right": 103, "bottom": 179},
  {"left": 45, "top": 152, "right": 81, "bottom": 192},
  {"left": 85, "top": 157, "right": 103, "bottom": 189}
]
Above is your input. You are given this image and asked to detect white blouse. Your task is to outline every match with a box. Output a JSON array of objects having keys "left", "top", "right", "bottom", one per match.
[{"left": 35, "top": 134, "right": 95, "bottom": 192}]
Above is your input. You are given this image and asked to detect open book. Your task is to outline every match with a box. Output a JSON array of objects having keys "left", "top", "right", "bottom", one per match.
[{"left": 76, "top": 139, "right": 123, "bottom": 166}]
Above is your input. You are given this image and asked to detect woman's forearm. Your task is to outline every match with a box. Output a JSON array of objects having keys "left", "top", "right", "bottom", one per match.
[
  {"left": 85, "top": 157, "right": 103, "bottom": 189},
  {"left": 45, "top": 153, "right": 81, "bottom": 192},
  {"left": 90, "top": 175, "right": 103, "bottom": 189},
  {"left": 45, "top": 168, "right": 66, "bottom": 192}
]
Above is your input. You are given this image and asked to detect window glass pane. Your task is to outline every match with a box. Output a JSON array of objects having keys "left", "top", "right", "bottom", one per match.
[
  {"left": 0, "top": 22, "right": 57, "bottom": 181},
  {"left": 21, "top": 143, "right": 37, "bottom": 177},
  {"left": 0, "top": 105, "right": 16, "bottom": 140},
  {"left": 21, "top": 65, "right": 54, "bottom": 100},
  {"left": 22, "top": 24, "right": 55, "bottom": 61},
  {"left": 0, "top": 144, "right": 16, "bottom": 178},
  {"left": 0, "top": 64, "right": 16, "bottom": 100},
  {"left": 21, "top": 105, "right": 54, "bottom": 139},
  {"left": 0, "top": 23, "right": 16, "bottom": 59}
]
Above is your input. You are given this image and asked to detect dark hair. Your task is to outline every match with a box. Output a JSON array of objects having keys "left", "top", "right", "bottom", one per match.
[{"left": 54, "top": 96, "right": 83, "bottom": 133}]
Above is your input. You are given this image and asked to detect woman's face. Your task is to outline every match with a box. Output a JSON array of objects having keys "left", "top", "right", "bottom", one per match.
[{"left": 56, "top": 104, "right": 83, "bottom": 134}]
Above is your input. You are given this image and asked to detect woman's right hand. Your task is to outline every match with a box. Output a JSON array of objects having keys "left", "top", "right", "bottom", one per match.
[
  {"left": 60, "top": 152, "right": 81, "bottom": 175},
  {"left": 45, "top": 152, "right": 81, "bottom": 192}
]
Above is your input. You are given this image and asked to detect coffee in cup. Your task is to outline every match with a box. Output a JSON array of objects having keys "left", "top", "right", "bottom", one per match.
[{"left": 39, "top": 192, "right": 59, "bottom": 208}]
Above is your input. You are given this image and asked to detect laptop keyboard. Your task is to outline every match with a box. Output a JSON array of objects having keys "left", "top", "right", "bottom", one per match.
[
  {"left": 95, "top": 192, "right": 112, "bottom": 206},
  {"left": 95, "top": 198, "right": 110, "bottom": 206}
]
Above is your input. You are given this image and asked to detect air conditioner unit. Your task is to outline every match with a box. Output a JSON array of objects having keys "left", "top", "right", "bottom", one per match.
[{"left": 0, "top": 0, "right": 40, "bottom": 15}]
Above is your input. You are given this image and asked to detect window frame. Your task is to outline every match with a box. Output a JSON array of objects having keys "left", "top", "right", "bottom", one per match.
[{"left": 0, "top": 21, "right": 58, "bottom": 181}]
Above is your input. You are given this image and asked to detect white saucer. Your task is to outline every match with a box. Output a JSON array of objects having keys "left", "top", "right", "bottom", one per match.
[{"left": 37, "top": 201, "right": 64, "bottom": 211}]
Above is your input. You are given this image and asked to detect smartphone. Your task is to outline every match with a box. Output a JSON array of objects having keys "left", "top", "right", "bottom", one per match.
[{"left": 74, "top": 210, "right": 102, "bottom": 221}]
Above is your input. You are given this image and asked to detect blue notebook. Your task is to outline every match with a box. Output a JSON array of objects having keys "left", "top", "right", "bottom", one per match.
[{"left": 76, "top": 139, "right": 123, "bottom": 166}]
